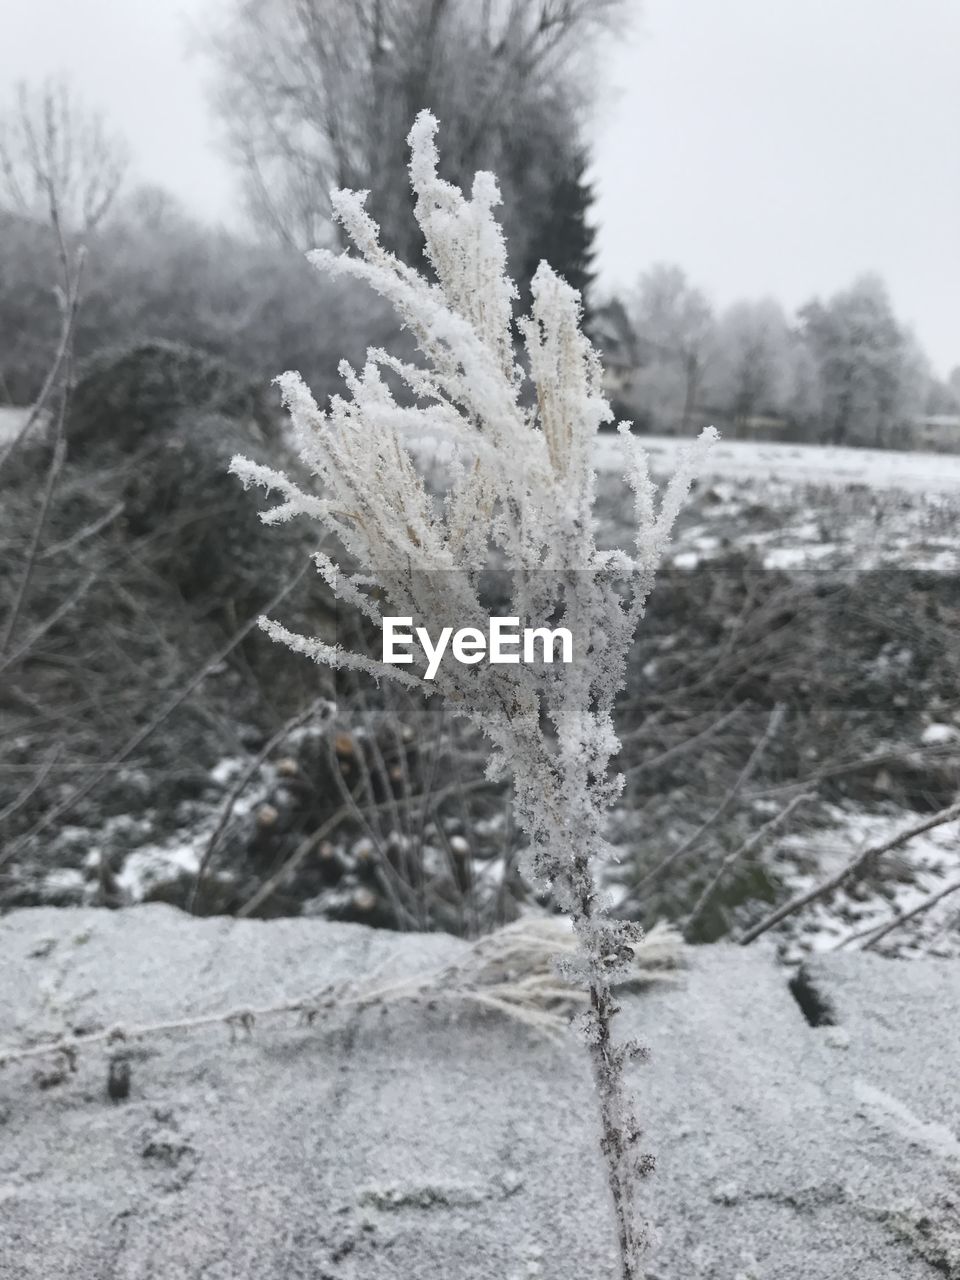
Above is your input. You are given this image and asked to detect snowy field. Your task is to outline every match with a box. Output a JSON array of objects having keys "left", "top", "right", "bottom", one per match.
[
  {"left": 594, "top": 430, "right": 960, "bottom": 494},
  {"left": 7, "top": 405, "right": 960, "bottom": 496}
]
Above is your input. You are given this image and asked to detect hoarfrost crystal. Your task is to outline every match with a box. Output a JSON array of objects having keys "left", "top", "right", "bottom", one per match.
[{"left": 231, "top": 111, "right": 716, "bottom": 1279}]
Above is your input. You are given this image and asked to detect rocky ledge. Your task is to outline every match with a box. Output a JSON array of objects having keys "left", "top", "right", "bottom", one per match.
[{"left": 0, "top": 906, "right": 957, "bottom": 1279}]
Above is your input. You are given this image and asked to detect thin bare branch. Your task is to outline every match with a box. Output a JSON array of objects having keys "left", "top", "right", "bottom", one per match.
[
  {"left": 861, "top": 875, "right": 960, "bottom": 950},
  {"left": 0, "top": 565, "right": 310, "bottom": 866},
  {"left": 188, "top": 697, "right": 334, "bottom": 913},
  {"left": 683, "top": 791, "right": 813, "bottom": 941},
  {"left": 633, "top": 703, "right": 786, "bottom": 895},
  {"left": 0, "top": 744, "right": 62, "bottom": 828},
  {"left": 739, "top": 800, "right": 960, "bottom": 946}
]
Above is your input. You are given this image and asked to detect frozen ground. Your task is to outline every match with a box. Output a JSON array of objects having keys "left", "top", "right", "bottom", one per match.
[
  {"left": 773, "top": 801, "right": 960, "bottom": 962},
  {"left": 414, "top": 428, "right": 960, "bottom": 570},
  {"left": 596, "top": 449, "right": 960, "bottom": 572},
  {"left": 8, "top": 414, "right": 958, "bottom": 957}
]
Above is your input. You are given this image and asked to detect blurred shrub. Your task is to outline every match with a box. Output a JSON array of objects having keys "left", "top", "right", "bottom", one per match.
[
  {"left": 0, "top": 194, "right": 401, "bottom": 411},
  {"left": 0, "top": 211, "right": 61, "bottom": 403},
  {"left": 0, "top": 388, "right": 335, "bottom": 856},
  {"left": 119, "top": 409, "right": 296, "bottom": 610},
  {"left": 69, "top": 341, "right": 259, "bottom": 455}
]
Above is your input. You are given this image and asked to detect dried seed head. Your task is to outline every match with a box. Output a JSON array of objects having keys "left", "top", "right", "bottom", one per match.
[{"left": 255, "top": 803, "right": 279, "bottom": 830}]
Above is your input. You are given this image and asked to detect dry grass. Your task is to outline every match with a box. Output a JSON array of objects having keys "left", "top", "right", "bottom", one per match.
[{"left": 0, "top": 916, "right": 686, "bottom": 1071}]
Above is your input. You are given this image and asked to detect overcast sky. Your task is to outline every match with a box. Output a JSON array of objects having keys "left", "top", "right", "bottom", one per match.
[{"left": 2, "top": 0, "right": 957, "bottom": 376}]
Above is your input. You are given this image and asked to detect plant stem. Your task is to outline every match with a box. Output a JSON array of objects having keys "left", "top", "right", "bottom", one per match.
[
  {"left": 570, "top": 849, "right": 648, "bottom": 1279},
  {"left": 587, "top": 981, "right": 644, "bottom": 1279}
]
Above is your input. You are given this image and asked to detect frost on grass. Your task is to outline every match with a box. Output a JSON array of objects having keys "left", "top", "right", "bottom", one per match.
[{"left": 231, "top": 111, "right": 715, "bottom": 1278}]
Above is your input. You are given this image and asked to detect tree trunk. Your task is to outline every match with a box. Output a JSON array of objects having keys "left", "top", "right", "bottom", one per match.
[{"left": 681, "top": 352, "right": 699, "bottom": 434}]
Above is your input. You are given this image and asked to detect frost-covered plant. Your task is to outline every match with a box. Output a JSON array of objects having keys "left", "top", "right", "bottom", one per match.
[{"left": 231, "top": 111, "right": 715, "bottom": 1279}]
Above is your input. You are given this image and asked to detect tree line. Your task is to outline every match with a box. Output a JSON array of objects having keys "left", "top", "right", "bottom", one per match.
[
  {"left": 1, "top": 1, "right": 956, "bottom": 449},
  {"left": 1, "top": 1, "right": 610, "bottom": 403},
  {"left": 598, "top": 265, "right": 959, "bottom": 447}
]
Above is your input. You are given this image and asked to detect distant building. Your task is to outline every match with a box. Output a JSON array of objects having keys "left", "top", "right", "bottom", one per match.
[
  {"left": 589, "top": 299, "right": 642, "bottom": 402},
  {"left": 730, "top": 413, "right": 790, "bottom": 440},
  {"left": 909, "top": 414, "right": 960, "bottom": 453}
]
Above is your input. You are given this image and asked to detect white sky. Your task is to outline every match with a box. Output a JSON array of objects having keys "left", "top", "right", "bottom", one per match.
[{"left": 2, "top": 0, "right": 957, "bottom": 376}]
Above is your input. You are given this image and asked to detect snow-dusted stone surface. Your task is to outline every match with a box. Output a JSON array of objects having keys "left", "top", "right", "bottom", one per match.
[{"left": 0, "top": 907, "right": 957, "bottom": 1280}]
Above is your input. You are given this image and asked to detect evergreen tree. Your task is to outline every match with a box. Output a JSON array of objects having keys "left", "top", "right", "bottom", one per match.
[{"left": 521, "top": 146, "right": 598, "bottom": 320}]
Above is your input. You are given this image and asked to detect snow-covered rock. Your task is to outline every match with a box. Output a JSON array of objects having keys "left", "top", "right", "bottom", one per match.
[{"left": 0, "top": 907, "right": 957, "bottom": 1278}]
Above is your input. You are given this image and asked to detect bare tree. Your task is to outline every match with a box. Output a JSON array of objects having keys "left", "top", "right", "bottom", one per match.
[
  {"left": 709, "top": 298, "right": 792, "bottom": 430},
  {"left": 630, "top": 264, "right": 715, "bottom": 433},
  {"left": 207, "top": 0, "right": 624, "bottom": 276},
  {"left": 797, "top": 274, "right": 926, "bottom": 447},
  {"left": 0, "top": 77, "right": 129, "bottom": 236}
]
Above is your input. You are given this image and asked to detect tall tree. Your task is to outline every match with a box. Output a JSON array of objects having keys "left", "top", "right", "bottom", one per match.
[
  {"left": 798, "top": 275, "right": 924, "bottom": 446},
  {"left": 0, "top": 78, "right": 129, "bottom": 235},
  {"left": 710, "top": 299, "right": 791, "bottom": 426},
  {"left": 207, "top": 0, "right": 621, "bottom": 297},
  {"left": 630, "top": 264, "right": 715, "bottom": 432},
  {"left": 519, "top": 143, "right": 597, "bottom": 316}
]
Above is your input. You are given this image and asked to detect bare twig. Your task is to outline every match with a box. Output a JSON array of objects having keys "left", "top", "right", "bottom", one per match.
[
  {"left": 683, "top": 791, "right": 813, "bottom": 941},
  {"left": 861, "top": 875, "right": 960, "bottom": 950},
  {"left": 0, "top": 744, "right": 61, "bottom": 827},
  {"left": 739, "top": 799, "right": 960, "bottom": 945},
  {"left": 324, "top": 731, "right": 423, "bottom": 930},
  {"left": 0, "top": 566, "right": 310, "bottom": 866},
  {"left": 633, "top": 703, "right": 786, "bottom": 895},
  {"left": 0, "top": 982, "right": 495, "bottom": 1070},
  {"left": 0, "top": 570, "right": 97, "bottom": 678},
  {"left": 0, "top": 917, "right": 683, "bottom": 1070},
  {"left": 0, "top": 236, "right": 84, "bottom": 478},
  {"left": 187, "top": 697, "right": 333, "bottom": 913},
  {"left": 235, "top": 774, "right": 499, "bottom": 919},
  {"left": 236, "top": 807, "right": 352, "bottom": 919},
  {"left": 621, "top": 701, "right": 746, "bottom": 772},
  {"left": 746, "top": 741, "right": 960, "bottom": 801},
  {"left": 39, "top": 498, "right": 124, "bottom": 560},
  {"left": 0, "top": 328, "right": 73, "bottom": 661}
]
